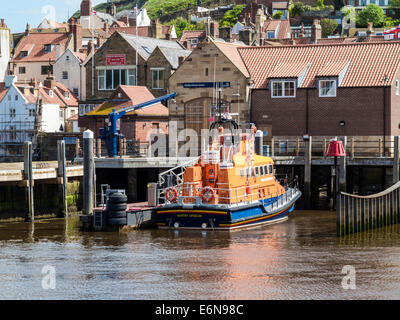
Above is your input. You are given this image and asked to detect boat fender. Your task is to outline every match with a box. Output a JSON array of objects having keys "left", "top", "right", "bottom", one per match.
[
  {"left": 246, "top": 181, "right": 251, "bottom": 194},
  {"left": 166, "top": 187, "right": 178, "bottom": 203},
  {"left": 201, "top": 186, "right": 215, "bottom": 203}
]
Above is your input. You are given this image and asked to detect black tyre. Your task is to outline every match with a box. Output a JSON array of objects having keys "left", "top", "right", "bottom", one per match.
[
  {"left": 108, "top": 203, "right": 127, "bottom": 211},
  {"left": 108, "top": 217, "right": 127, "bottom": 226},
  {"left": 108, "top": 210, "right": 127, "bottom": 218},
  {"left": 108, "top": 192, "right": 127, "bottom": 204}
]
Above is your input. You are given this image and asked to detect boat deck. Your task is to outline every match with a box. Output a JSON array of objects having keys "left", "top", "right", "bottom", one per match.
[{"left": 94, "top": 201, "right": 155, "bottom": 212}]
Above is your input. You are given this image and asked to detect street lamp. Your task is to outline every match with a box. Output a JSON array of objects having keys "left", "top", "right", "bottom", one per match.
[{"left": 326, "top": 138, "right": 346, "bottom": 209}]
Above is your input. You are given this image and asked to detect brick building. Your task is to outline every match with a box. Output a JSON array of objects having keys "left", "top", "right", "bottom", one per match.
[
  {"left": 79, "top": 85, "right": 168, "bottom": 142},
  {"left": 237, "top": 42, "right": 400, "bottom": 139},
  {"left": 169, "top": 37, "right": 251, "bottom": 134}
]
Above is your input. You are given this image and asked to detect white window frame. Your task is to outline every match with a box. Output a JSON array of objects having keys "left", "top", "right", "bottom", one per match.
[
  {"left": 319, "top": 80, "right": 337, "bottom": 97},
  {"left": 396, "top": 80, "right": 399, "bottom": 96},
  {"left": 151, "top": 68, "right": 165, "bottom": 90},
  {"left": 62, "top": 71, "right": 68, "bottom": 80},
  {"left": 271, "top": 80, "right": 296, "bottom": 98},
  {"left": 97, "top": 66, "right": 136, "bottom": 91}
]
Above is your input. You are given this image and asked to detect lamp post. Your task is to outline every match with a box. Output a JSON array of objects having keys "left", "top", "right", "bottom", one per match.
[{"left": 326, "top": 138, "right": 346, "bottom": 209}]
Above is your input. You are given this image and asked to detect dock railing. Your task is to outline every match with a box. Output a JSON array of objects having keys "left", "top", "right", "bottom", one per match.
[{"left": 337, "top": 180, "right": 400, "bottom": 236}]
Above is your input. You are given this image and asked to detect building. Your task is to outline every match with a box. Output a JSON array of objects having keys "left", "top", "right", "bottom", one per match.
[
  {"left": 78, "top": 85, "right": 168, "bottom": 142},
  {"left": 83, "top": 31, "right": 189, "bottom": 104},
  {"left": 179, "top": 30, "right": 207, "bottom": 50},
  {"left": 0, "top": 75, "right": 78, "bottom": 157},
  {"left": 115, "top": 8, "right": 152, "bottom": 27},
  {"left": 0, "top": 19, "right": 10, "bottom": 82},
  {"left": 238, "top": 42, "right": 400, "bottom": 140},
  {"left": 54, "top": 48, "right": 88, "bottom": 100},
  {"left": 345, "top": 0, "right": 390, "bottom": 14},
  {"left": 168, "top": 37, "right": 251, "bottom": 135},
  {"left": 10, "top": 27, "right": 72, "bottom": 82},
  {"left": 79, "top": 0, "right": 117, "bottom": 29}
]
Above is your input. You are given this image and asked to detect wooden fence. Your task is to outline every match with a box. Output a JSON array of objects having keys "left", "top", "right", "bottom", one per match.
[{"left": 337, "top": 180, "right": 400, "bottom": 236}]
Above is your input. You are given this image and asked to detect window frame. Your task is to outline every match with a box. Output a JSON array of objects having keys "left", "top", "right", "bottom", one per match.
[
  {"left": 271, "top": 80, "right": 296, "bottom": 98},
  {"left": 62, "top": 71, "right": 69, "bottom": 80},
  {"left": 396, "top": 80, "right": 399, "bottom": 96},
  {"left": 319, "top": 79, "right": 337, "bottom": 97},
  {"left": 97, "top": 67, "right": 136, "bottom": 91},
  {"left": 151, "top": 68, "right": 165, "bottom": 90}
]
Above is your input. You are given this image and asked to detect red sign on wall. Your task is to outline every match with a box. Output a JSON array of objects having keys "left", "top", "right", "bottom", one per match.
[{"left": 106, "top": 54, "right": 126, "bottom": 66}]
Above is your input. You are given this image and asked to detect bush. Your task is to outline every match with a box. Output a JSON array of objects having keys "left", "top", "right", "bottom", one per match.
[
  {"left": 357, "top": 4, "right": 385, "bottom": 27},
  {"left": 272, "top": 10, "right": 284, "bottom": 19},
  {"left": 220, "top": 5, "right": 245, "bottom": 27},
  {"left": 321, "top": 18, "right": 338, "bottom": 37},
  {"left": 291, "top": 2, "right": 305, "bottom": 17}
]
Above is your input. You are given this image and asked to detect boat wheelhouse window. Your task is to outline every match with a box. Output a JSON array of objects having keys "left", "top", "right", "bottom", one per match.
[
  {"left": 240, "top": 170, "right": 244, "bottom": 177},
  {"left": 269, "top": 164, "right": 273, "bottom": 174},
  {"left": 260, "top": 166, "right": 264, "bottom": 176},
  {"left": 245, "top": 167, "right": 249, "bottom": 178},
  {"left": 251, "top": 168, "right": 255, "bottom": 177},
  {"left": 264, "top": 165, "right": 268, "bottom": 175},
  {"left": 255, "top": 167, "right": 259, "bottom": 176}
]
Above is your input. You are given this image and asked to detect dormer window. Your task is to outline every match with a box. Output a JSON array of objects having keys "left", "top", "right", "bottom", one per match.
[
  {"left": 271, "top": 80, "right": 296, "bottom": 98},
  {"left": 20, "top": 51, "right": 28, "bottom": 57},
  {"left": 64, "top": 92, "right": 70, "bottom": 99},
  {"left": 319, "top": 80, "right": 336, "bottom": 97},
  {"left": 49, "top": 90, "right": 54, "bottom": 97},
  {"left": 267, "top": 31, "right": 275, "bottom": 39},
  {"left": 44, "top": 44, "right": 53, "bottom": 53}
]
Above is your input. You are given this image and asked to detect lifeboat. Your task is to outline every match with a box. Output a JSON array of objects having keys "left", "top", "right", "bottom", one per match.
[{"left": 154, "top": 112, "right": 301, "bottom": 231}]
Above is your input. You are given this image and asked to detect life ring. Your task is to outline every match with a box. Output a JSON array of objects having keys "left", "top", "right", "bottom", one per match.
[
  {"left": 246, "top": 181, "right": 251, "bottom": 194},
  {"left": 165, "top": 187, "right": 178, "bottom": 203},
  {"left": 201, "top": 186, "right": 215, "bottom": 203}
]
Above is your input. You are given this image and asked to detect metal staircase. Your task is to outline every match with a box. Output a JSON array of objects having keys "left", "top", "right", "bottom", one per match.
[{"left": 158, "top": 158, "right": 198, "bottom": 188}]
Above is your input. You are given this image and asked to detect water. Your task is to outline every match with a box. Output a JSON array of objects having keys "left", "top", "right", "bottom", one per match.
[{"left": 1, "top": 210, "right": 400, "bottom": 299}]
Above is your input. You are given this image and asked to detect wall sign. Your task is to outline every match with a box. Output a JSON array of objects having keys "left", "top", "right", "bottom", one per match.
[
  {"left": 183, "top": 82, "right": 230, "bottom": 88},
  {"left": 106, "top": 54, "right": 126, "bottom": 66}
]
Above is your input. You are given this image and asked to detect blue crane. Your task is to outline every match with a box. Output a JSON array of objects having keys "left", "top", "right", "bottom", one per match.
[{"left": 99, "top": 92, "right": 177, "bottom": 157}]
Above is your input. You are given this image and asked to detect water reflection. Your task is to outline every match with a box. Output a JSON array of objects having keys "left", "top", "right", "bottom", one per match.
[{"left": 0, "top": 211, "right": 400, "bottom": 299}]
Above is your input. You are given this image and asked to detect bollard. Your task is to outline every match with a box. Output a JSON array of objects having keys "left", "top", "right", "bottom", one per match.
[
  {"left": 254, "top": 130, "right": 263, "bottom": 156},
  {"left": 23, "top": 142, "right": 34, "bottom": 222},
  {"left": 83, "top": 130, "right": 94, "bottom": 215},
  {"left": 304, "top": 135, "right": 312, "bottom": 208}
]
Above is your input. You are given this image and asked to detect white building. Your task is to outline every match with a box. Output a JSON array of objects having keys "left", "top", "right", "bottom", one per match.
[
  {"left": 0, "top": 19, "right": 10, "bottom": 82},
  {"left": 54, "top": 48, "right": 87, "bottom": 100},
  {"left": 0, "top": 75, "right": 79, "bottom": 154}
]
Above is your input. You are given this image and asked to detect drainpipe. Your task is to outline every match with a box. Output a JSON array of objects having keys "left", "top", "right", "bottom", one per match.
[
  {"left": 384, "top": 86, "right": 386, "bottom": 156},
  {"left": 305, "top": 88, "right": 309, "bottom": 134}
]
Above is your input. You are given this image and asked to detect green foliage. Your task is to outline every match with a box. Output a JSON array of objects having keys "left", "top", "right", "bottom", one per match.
[
  {"left": 384, "top": 17, "right": 400, "bottom": 28},
  {"left": 167, "top": 17, "right": 205, "bottom": 38},
  {"left": 389, "top": 0, "right": 400, "bottom": 19},
  {"left": 315, "top": 0, "right": 325, "bottom": 9},
  {"left": 219, "top": 5, "right": 245, "bottom": 28},
  {"left": 357, "top": 4, "right": 385, "bottom": 27},
  {"left": 291, "top": 2, "right": 305, "bottom": 17},
  {"left": 272, "top": 10, "right": 284, "bottom": 19},
  {"left": 321, "top": 18, "right": 338, "bottom": 37}
]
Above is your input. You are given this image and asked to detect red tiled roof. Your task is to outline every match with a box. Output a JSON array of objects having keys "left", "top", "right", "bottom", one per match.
[
  {"left": 264, "top": 19, "right": 291, "bottom": 39},
  {"left": 180, "top": 30, "right": 206, "bottom": 43},
  {"left": 239, "top": 42, "right": 400, "bottom": 88},
  {"left": 88, "top": 85, "right": 168, "bottom": 116},
  {"left": 0, "top": 83, "right": 9, "bottom": 103},
  {"left": 213, "top": 39, "right": 250, "bottom": 78},
  {"left": 74, "top": 51, "right": 88, "bottom": 62},
  {"left": 317, "top": 61, "right": 349, "bottom": 77},
  {"left": 67, "top": 114, "right": 79, "bottom": 121},
  {"left": 12, "top": 32, "right": 70, "bottom": 63},
  {"left": 112, "top": 21, "right": 128, "bottom": 28},
  {"left": 108, "top": 26, "right": 150, "bottom": 37},
  {"left": 269, "top": 62, "right": 310, "bottom": 78}
]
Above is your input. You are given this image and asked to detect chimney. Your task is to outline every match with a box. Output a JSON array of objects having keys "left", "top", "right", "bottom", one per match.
[
  {"left": 245, "top": 13, "right": 251, "bottom": 27},
  {"left": 69, "top": 18, "right": 82, "bottom": 52},
  {"left": 178, "top": 56, "right": 185, "bottom": 66},
  {"left": 0, "top": 19, "right": 6, "bottom": 28},
  {"left": 210, "top": 21, "right": 219, "bottom": 38},
  {"left": 166, "top": 32, "right": 171, "bottom": 40},
  {"left": 80, "top": 0, "right": 92, "bottom": 17},
  {"left": 44, "top": 76, "right": 56, "bottom": 89},
  {"left": 311, "top": 19, "right": 321, "bottom": 43},
  {"left": 204, "top": 18, "right": 211, "bottom": 37},
  {"left": 219, "top": 27, "right": 232, "bottom": 42},
  {"left": 107, "top": 2, "right": 117, "bottom": 17},
  {"left": 239, "top": 28, "right": 253, "bottom": 45},
  {"left": 25, "top": 23, "right": 30, "bottom": 36},
  {"left": 150, "top": 19, "right": 162, "bottom": 38},
  {"left": 104, "top": 21, "right": 109, "bottom": 33},
  {"left": 120, "top": 16, "right": 130, "bottom": 26},
  {"left": 367, "top": 22, "right": 374, "bottom": 37}
]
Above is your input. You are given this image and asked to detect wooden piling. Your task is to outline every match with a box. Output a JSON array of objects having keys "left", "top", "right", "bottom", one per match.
[
  {"left": 304, "top": 136, "right": 312, "bottom": 208},
  {"left": 23, "top": 142, "right": 34, "bottom": 222},
  {"left": 83, "top": 130, "right": 94, "bottom": 215},
  {"left": 339, "top": 136, "right": 347, "bottom": 193},
  {"left": 57, "top": 140, "right": 68, "bottom": 217},
  {"left": 393, "top": 136, "right": 399, "bottom": 184}
]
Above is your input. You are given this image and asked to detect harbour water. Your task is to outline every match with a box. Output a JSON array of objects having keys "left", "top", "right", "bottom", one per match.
[{"left": 1, "top": 210, "right": 400, "bottom": 299}]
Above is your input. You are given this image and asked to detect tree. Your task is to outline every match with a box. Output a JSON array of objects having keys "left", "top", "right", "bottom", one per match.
[
  {"left": 321, "top": 18, "right": 338, "bottom": 37},
  {"left": 272, "top": 11, "right": 284, "bottom": 19},
  {"left": 220, "top": 5, "right": 245, "bottom": 27},
  {"left": 389, "top": 0, "right": 400, "bottom": 19},
  {"left": 315, "top": 0, "right": 325, "bottom": 9},
  {"left": 357, "top": 4, "right": 385, "bottom": 27},
  {"left": 291, "top": 2, "right": 305, "bottom": 17}
]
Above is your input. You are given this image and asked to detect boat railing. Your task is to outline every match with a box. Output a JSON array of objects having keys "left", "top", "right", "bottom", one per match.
[{"left": 158, "top": 182, "right": 299, "bottom": 209}]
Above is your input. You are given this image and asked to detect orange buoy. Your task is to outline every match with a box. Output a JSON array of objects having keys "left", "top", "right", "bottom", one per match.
[{"left": 165, "top": 187, "right": 178, "bottom": 203}]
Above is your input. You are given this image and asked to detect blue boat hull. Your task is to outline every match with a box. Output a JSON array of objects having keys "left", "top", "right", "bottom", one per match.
[{"left": 154, "top": 191, "right": 301, "bottom": 231}]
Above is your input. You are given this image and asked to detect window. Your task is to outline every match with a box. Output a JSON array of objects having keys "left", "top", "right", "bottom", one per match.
[
  {"left": 49, "top": 90, "right": 54, "bottom": 97},
  {"left": 9, "top": 109, "right": 16, "bottom": 118},
  {"left": 269, "top": 164, "right": 273, "bottom": 174},
  {"left": 71, "top": 109, "right": 76, "bottom": 116},
  {"left": 151, "top": 68, "right": 164, "bottom": 89},
  {"left": 280, "top": 141, "right": 287, "bottom": 154},
  {"left": 245, "top": 167, "right": 249, "bottom": 178},
  {"left": 142, "top": 46, "right": 152, "bottom": 54},
  {"left": 44, "top": 44, "right": 53, "bottom": 53},
  {"left": 15, "top": 95, "right": 18, "bottom": 101},
  {"left": 19, "top": 67, "right": 26, "bottom": 74},
  {"left": 10, "top": 125, "right": 16, "bottom": 141},
  {"left": 190, "top": 38, "right": 198, "bottom": 45},
  {"left": 396, "top": 80, "right": 399, "bottom": 96},
  {"left": 319, "top": 80, "right": 336, "bottom": 97},
  {"left": 20, "top": 51, "right": 28, "bottom": 57},
  {"left": 152, "top": 122, "right": 160, "bottom": 130},
  {"left": 98, "top": 68, "right": 136, "bottom": 90},
  {"left": 41, "top": 65, "right": 53, "bottom": 75},
  {"left": 73, "top": 88, "right": 79, "bottom": 96},
  {"left": 29, "top": 109, "right": 35, "bottom": 117},
  {"left": 79, "top": 104, "right": 85, "bottom": 116},
  {"left": 271, "top": 81, "right": 295, "bottom": 98},
  {"left": 260, "top": 166, "right": 264, "bottom": 176},
  {"left": 62, "top": 71, "right": 68, "bottom": 80},
  {"left": 240, "top": 169, "right": 244, "bottom": 177},
  {"left": 59, "top": 110, "right": 64, "bottom": 119},
  {"left": 264, "top": 165, "right": 268, "bottom": 175},
  {"left": 255, "top": 167, "right": 259, "bottom": 176},
  {"left": 267, "top": 31, "right": 275, "bottom": 39},
  {"left": 64, "top": 92, "right": 70, "bottom": 99},
  {"left": 66, "top": 55, "right": 70, "bottom": 61},
  {"left": 205, "top": 68, "right": 209, "bottom": 77}
]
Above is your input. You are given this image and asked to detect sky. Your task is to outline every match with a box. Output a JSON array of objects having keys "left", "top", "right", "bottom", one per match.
[{"left": 1, "top": 0, "right": 105, "bottom": 33}]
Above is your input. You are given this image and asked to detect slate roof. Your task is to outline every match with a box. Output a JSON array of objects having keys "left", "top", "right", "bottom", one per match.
[{"left": 158, "top": 47, "right": 191, "bottom": 69}]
